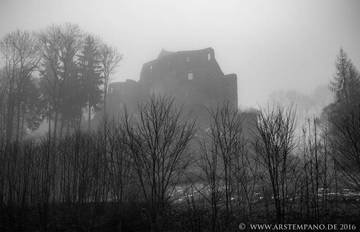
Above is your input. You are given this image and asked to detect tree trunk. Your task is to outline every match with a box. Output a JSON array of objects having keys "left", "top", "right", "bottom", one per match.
[{"left": 88, "top": 104, "right": 91, "bottom": 131}]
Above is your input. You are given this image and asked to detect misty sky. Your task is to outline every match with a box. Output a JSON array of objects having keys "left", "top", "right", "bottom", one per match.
[{"left": 1, "top": 0, "right": 359, "bottom": 108}]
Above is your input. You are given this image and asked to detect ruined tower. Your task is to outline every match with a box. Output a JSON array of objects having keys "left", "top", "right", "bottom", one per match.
[{"left": 107, "top": 47, "right": 237, "bottom": 124}]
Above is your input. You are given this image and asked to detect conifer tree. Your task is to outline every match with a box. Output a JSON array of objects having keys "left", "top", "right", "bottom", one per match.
[{"left": 78, "top": 35, "right": 103, "bottom": 131}]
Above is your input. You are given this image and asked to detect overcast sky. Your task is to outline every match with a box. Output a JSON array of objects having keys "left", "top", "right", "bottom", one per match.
[{"left": 1, "top": 0, "right": 359, "bottom": 108}]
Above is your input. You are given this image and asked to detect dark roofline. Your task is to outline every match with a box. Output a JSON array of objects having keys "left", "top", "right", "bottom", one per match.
[
  {"left": 141, "top": 47, "right": 227, "bottom": 76},
  {"left": 143, "top": 47, "right": 214, "bottom": 67}
]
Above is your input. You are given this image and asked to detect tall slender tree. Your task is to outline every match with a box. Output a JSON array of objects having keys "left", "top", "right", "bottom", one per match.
[{"left": 78, "top": 35, "right": 102, "bottom": 131}]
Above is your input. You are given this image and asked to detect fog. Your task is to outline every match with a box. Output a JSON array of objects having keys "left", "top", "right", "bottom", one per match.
[
  {"left": 1, "top": 0, "right": 359, "bottom": 108},
  {"left": 2, "top": 1, "right": 360, "bottom": 230}
]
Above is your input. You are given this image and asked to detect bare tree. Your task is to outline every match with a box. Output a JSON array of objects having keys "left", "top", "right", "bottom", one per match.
[
  {"left": 198, "top": 137, "right": 222, "bottom": 232},
  {"left": 106, "top": 121, "right": 133, "bottom": 203},
  {"left": 206, "top": 102, "right": 244, "bottom": 226},
  {"left": 122, "top": 95, "right": 195, "bottom": 232},
  {"left": 232, "top": 140, "right": 259, "bottom": 218},
  {"left": 254, "top": 105, "right": 296, "bottom": 223},
  {"left": 0, "top": 69, "right": 6, "bottom": 140}
]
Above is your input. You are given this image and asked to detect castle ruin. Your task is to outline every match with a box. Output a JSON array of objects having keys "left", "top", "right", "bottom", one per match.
[{"left": 107, "top": 47, "right": 238, "bottom": 125}]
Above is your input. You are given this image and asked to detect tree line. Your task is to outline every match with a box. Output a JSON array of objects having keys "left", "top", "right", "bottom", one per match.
[
  {"left": 0, "top": 23, "right": 122, "bottom": 144},
  {"left": 0, "top": 27, "right": 359, "bottom": 232}
]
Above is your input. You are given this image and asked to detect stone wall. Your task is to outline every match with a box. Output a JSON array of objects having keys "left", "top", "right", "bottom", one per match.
[{"left": 107, "top": 47, "right": 238, "bottom": 125}]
